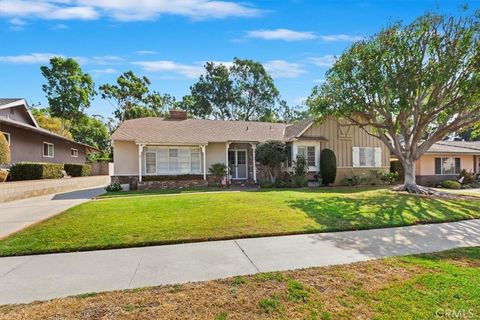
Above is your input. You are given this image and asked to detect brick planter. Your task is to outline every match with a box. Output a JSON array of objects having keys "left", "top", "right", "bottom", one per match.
[{"left": 138, "top": 179, "right": 209, "bottom": 190}]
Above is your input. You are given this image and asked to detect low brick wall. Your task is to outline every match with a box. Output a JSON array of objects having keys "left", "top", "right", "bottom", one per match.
[
  {"left": 138, "top": 179, "right": 209, "bottom": 190},
  {"left": 0, "top": 175, "right": 111, "bottom": 203},
  {"left": 112, "top": 175, "right": 217, "bottom": 190}
]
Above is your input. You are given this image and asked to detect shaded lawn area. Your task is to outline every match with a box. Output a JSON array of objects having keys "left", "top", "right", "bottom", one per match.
[
  {"left": 97, "top": 186, "right": 224, "bottom": 199},
  {"left": 0, "top": 187, "right": 480, "bottom": 256},
  {"left": 2, "top": 247, "right": 480, "bottom": 319}
]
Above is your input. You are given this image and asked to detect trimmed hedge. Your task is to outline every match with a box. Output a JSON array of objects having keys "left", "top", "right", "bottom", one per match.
[
  {"left": 143, "top": 174, "right": 204, "bottom": 181},
  {"left": 0, "top": 133, "right": 10, "bottom": 165},
  {"left": 9, "top": 162, "right": 64, "bottom": 181},
  {"left": 441, "top": 180, "right": 461, "bottom": 189},
  {"left": 320, "top": 148, "right": 337, "bottom": 185},
  {"left": 64, "top": 163, "right": 92, "bottom": 177}
]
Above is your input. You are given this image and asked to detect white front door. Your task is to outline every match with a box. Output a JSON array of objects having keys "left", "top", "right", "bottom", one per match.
[{"left": 228, "top": 149, "right": 247, "bottom": 180}]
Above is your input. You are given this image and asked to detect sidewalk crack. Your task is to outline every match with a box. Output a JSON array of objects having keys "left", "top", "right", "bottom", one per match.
[
  {"left": 234, "top": 240, "right": 260, "bottom": 272},
  {"left": 128, "top": 251, "right": 145, "bottom": 288}
]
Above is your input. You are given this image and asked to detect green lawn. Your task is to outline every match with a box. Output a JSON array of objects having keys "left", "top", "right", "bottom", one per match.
[
  {"left": 2, "top": 247, "right": 480, "bottom": 319},
  {"left": 97, "top": 186, "right": 224, "bottom": 199},
  {"left": 1, "top": 187, "right": 479, "bottom": 256}
]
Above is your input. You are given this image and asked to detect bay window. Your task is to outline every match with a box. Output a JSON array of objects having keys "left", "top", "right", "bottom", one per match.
[{"left": 297, "top": 145, "right": 316, "bottom": 167}]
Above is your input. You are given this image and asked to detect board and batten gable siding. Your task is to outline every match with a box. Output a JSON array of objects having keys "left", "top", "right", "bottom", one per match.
[{"left": 302, "top": 117, "right": 390, "bottom": 168}]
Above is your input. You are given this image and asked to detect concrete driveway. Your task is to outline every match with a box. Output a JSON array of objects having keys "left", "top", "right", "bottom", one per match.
[
  {"left": 0, "top": 218, "right": 479, "bottom": 305},
  {"left": 0, "top": 186, "right": 105, "bottom": 239}
]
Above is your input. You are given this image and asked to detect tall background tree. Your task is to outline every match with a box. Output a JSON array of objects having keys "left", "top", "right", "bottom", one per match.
[
  {"left": 100, "top": 71, "right": 173, "bottom": 123},
  {"left": 41, "top": 57, "right": 96, "bottom": 131},
  {"left": 186, "top": 58, "right": 290, "bottom": 122},
  {"left": 307, "top": 11, "right": 480, "bottom": 194}
]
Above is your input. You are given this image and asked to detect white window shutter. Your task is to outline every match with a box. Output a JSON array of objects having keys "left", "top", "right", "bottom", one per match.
[
  {"left": 374, "top": 147, "right": 382, "bottom": 167},
  {"left": 352, "top": 147, "right": 360, "bottom": 167}
]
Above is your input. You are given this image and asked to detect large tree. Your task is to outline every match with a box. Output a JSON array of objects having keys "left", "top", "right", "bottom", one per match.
[
  {"left": 70, "top": 114, "right": 110, "bottom": 153},
  {"left": 41, "top": 57, "right": 96, "bottom": 131},
  {"left": 187, "top": 58, "right": 281, "bottom": 121},
  {"left": 100, "top": 71, "right": 172, "bottom": 123},
  {"left": 307, "top": 11, "right": 480, "bottom": 194}
]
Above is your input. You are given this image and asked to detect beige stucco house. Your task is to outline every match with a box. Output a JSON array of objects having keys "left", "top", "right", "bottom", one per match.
[
  {"left": 111, "top": 110, "right": 390, "bottom": 189},
  {"left": 0, "top": 98, "right": 95, "bottom": 166},
  {"left": 413, "top": 141, "right": 480, "bottom": 186}
]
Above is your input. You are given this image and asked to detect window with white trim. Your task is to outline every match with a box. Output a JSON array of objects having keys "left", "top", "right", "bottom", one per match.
[
  {"left": 2, "top": 132, "right": 10, "bottom": 146},
  {"left": 145, "top": 147, "right": 202, "bottom": 174},
  {"left": 43, "top": 142, "right": 54, "bottom": 158},
  {"left": 359, "top": 147, "right": 374, "bottom": 167},
  {"left": 297, "top": 146, "right": 315, "bottom": 166},
  {"left": 145, "top": 151, "right": 157, "bottom": 174},
  {"left": 70, "top": 148, "right": 78, "bottom": 157},
  {"left": 435, "top": 157, "right": 461, "bottom": 175}
]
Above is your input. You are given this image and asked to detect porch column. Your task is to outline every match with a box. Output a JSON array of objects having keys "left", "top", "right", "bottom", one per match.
[
  {"left": 137, "top": 143, "right": 144, "bottom": 182},
  {"left": 250, "top": 143, "right": 257, "bottom": 183},
  {"left": 201, "top": 145, "right": 207, "bottom": 180},
  {"left": 225, "top": 142, "right": 231, "bottom": 183}
]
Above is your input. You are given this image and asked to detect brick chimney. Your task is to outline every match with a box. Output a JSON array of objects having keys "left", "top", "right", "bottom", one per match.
[{"left": 169, "top": 109, "right": 187, "bottom": 120}]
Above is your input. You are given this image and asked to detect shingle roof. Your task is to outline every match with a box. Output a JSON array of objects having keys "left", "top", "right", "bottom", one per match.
[
  {"left": 0, "top": 98, "right": 23, "bottom": 107},
  {"left": 111, "top": 117, "right": 295, "bottom": 144},
  {"left": 427, "top": 141, "right": 480, "bottom": 154}
]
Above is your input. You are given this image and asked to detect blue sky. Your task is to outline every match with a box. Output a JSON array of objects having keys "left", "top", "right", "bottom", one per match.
[{"left": 0, "top": 0, "right": 476, "bottom": 119}]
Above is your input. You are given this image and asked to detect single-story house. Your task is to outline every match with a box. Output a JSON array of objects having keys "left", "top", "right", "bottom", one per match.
[
  {"left": 0, "top": 98, "right": 96, "bottom": 166},
  {"left": 413, "top": 141, "right": 480, "bottom": 186},
  {"left": 110, "top": 110, "right": 390, "bottom": 189}
]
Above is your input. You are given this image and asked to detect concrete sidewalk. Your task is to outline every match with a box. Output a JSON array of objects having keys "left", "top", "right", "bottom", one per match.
[
  {"left": 1, "top": 219, "right": 479, "bottom": 305},
  {"left": 0, "top": 186, "right": 106, "bottom": 239}
]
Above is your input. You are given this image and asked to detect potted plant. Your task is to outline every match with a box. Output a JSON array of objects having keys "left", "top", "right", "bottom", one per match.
[{"left": 209, "top": 163, "right": 227, "bottom": 186}]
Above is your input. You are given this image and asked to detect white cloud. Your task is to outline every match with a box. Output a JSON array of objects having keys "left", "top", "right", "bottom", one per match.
[
  {"left": 294, "top": 96, "right": 308, "bottom": 105},
  {"left": 246, "top": 28, "right": 316, "bottom": 41},
  {"left": 52, "top": 23, "right": 70, "bottom": 30},
  {"left": 135, "top": 50, "right": 157, "bottom": 55},
  {"left": 0, "top": 1, "right": 98, "bottom": 20},
  {"left": 0, "top": 53, "right": 62, "bottom": 64},
  {"left": 309, "top": 55, "right": 336, "bottom": 67},
  {"left": 91, "top": 68, "right": 118, "bottom": 76},
  {"left": 0, "top": 0, "right": 261, "bottom": 23},
  {"left": 245, "top": 29, "right": 362, "bottom": 43},
  {"left": 132, "top": 60, "right": 204, "bottom": 78},
  {"left": 264, "top": 60, "right": 306, "bottom": 78},
  {"left": 9, "top": 17, "right": 26, "bottom": 26},
  {"left": 318, "top": 34, "right": 363, "bottom": 42}
]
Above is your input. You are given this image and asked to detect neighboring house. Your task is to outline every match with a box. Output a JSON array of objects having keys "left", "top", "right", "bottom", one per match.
[
  {"left": 414, "top": 141, "right": 480, "bottom": 186},
  {"left": 0, "top": 98, "right": 95, "bottom": 166},
  {"left": 111, "top": 110, "right": 390, "bottom": 189}
]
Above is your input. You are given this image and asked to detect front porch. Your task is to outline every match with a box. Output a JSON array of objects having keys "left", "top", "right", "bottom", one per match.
[{"left": 128, "top": 141, "right": 260, "bottom": 189}]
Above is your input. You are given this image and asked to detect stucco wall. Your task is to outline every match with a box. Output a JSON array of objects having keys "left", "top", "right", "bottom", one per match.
[
  {"left": 303, "top": 117, "right": 390, "bottom": 169},
  {"left": 417, "top": 154, "right": 475, "bottom": 176},
  {"left": 113, "top": 140, "right": 139, "bottom": 175},
  {"left": 1, "top": 123, "right": 86, "bottom": 165},
  {"left": 206, "top": 142, "right": 227, "bottom": 169}
]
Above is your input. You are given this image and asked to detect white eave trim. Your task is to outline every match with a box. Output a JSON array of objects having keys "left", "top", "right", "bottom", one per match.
[{"left": 0, "top": 99, "right": 39, "bottom": 128}]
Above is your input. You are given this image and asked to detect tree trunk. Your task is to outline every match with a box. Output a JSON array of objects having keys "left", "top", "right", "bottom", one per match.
[{"left": 394, "top": 158, "right": 435, "bottom": 194}]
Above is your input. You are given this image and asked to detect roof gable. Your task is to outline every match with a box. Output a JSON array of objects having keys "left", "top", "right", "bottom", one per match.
[{"left": 0, "top": 98, "right": 39, "bottom": 128}]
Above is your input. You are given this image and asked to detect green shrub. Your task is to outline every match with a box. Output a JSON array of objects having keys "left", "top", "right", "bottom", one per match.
[
  {"left": 441, "top": 180, "right": 461, "bottom": 189},
  {"left": 0, "top": 133, "right": 10, "bottom": 165},
  {"left": 320, "top": 149, "right": 337, "bottom": 185},
  {"left": 64, "top": 163, "right": 91, "bottom": 177},
  {"left": 105, "top": 182, "right": 122, "bottom": 192},
  {"left": 259, "top": 179, "right": 275, "bottom": 188},
  {"left": 209, "top": 163, "right": 227, "bottom": 185},
  {"left": 342, "top": 175, "right": 360, "bottom": 186},
  {"left": 292, "top": 154, "right": 308, "bottom": 177},
  {"left": 381, "top": 172, "right": 398, "bottom": 185},
  {"left": 292, "top": 175, "right": 307, "bottom": 188},
  {"left": 9, "top": 162, "right": 64, "bottom": 181}
]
